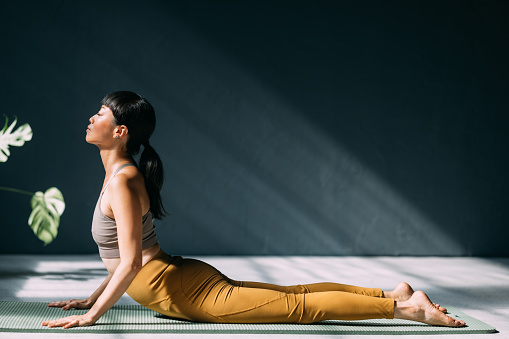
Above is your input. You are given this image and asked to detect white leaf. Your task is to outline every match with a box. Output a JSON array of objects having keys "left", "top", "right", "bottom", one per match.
[{"left": 0, "top": 116, "right": 33, "bottom": 163}]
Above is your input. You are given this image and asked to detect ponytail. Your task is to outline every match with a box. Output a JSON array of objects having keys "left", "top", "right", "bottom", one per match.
[
  {"left": 139, "top": 142, "right": 167, "bottom": 219},
  {"left": 102, "top": 91, "right": 168, "bottom": 219}
]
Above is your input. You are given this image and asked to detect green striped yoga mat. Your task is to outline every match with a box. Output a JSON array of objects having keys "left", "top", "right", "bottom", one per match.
[{"left": 0, "top": 301, "right": 496, "bottom": 335}]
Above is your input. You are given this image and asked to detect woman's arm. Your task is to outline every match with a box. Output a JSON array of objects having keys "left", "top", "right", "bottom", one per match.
[
  {"left": 47, "top": 273, "right": 113, "bottom": 310},
  {"left": 42, "top": 174, "right": 144, "bottom": 329}
]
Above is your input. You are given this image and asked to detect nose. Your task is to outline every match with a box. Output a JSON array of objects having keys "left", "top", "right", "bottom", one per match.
[{"left": 89, "top": 115, "right": 95, "bottom": 123}]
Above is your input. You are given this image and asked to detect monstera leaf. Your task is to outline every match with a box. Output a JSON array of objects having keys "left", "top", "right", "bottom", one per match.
[
  {"left": 28, "top": 187, "right": 65, "bottom": 245},
  {"left": 0, "top": 116, "right": 32, "bottom": 162},
  {"left": 0, "top": 115, "right": 64, "bottom": 245}
]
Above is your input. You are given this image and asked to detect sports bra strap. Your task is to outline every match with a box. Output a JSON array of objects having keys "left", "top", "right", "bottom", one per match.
[{"left": 101, "top": 163, "right": 137, "bottom": 195}]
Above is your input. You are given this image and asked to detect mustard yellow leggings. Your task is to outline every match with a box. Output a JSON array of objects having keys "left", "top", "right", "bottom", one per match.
[{"left": 126, "top": 250, "right": 394, "bottom": 323}]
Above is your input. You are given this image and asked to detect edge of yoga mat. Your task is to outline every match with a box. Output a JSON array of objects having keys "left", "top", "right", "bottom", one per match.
[{"left": 0, "top": 301, "right": 497, "bottom": 335}]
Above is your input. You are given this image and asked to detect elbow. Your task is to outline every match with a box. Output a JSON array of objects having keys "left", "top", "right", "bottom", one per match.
[
  {"left": 130, "top": 260, "right": 142, "bottom": 274},
  {"left": 122, "top": 259, "right": 142, "bottom": 274}
]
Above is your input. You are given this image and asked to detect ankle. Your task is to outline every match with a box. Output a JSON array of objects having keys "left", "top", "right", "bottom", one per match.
[{"left": 394, "top": 300, "right": 418, "bottom": 321}]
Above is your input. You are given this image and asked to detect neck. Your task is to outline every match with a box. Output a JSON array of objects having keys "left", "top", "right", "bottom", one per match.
[{"left": 99, "top": 149, "right": 133, "bottom": 176}]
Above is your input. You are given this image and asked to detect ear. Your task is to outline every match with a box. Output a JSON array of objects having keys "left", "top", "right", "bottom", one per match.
[{"left": 114, "top": 125, "right": 129, "bottom": 139}]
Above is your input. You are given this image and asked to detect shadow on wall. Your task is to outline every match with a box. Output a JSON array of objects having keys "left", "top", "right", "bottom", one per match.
[
  {"left": 0, "top": 1, "right": 507, "bottom": 256},
  {"left": 151, "top": 1, "right": 509, "bottom": 256}
]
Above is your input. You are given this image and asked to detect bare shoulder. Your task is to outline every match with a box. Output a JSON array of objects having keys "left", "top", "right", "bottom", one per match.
[
  {"left": 109, "top": 166, "right": 145, "bottom": 193},
  {"left": 100, "top": 165, "right": 149, "bottom": 219}
]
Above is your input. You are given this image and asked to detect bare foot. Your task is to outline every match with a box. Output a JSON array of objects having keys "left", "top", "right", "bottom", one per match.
[
  {"left": 384, "top": 282, "right": 414, "bottom": 301},
  {"left": 384, "top": 282, "right": 447, "bottom": 313},
  {"left": 394, "top": 291, "right": 465, "bottom": 327}
]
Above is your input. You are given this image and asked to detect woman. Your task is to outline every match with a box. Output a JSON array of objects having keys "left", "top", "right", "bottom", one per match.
[{"left": 42, "top": 91, "right": 465, "bottom": 329}]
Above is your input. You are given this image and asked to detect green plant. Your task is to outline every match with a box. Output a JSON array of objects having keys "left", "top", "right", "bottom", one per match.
[{"left": 0, "top": 116, "right": 65, "bottom": 245}]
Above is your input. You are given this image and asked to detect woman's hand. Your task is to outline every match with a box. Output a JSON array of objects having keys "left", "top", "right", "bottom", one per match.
[
  {"left": 48, "top": 298, "right": 93, "bottom": 310},
  {"left": 41, "top": 314, "right": 95, "bottom": 329}
]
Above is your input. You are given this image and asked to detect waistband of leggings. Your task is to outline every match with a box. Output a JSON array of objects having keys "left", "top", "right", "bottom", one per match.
[{"left": 147, "top": 249, "right": 182, "bottom": 267}]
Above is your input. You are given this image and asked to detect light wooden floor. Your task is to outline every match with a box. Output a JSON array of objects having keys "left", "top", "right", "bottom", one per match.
[{"left": 0, "top": 254, "right": 507, "bottom": 338}]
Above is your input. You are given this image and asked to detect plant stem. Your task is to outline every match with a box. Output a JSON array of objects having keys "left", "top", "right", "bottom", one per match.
[{"left": 0, "top": 186, "right": 34, "bottom": 196}]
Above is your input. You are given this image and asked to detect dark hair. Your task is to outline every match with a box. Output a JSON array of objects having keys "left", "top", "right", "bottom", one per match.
[{"left": 101, "top": 91, "right": 167, "bottom": 219}]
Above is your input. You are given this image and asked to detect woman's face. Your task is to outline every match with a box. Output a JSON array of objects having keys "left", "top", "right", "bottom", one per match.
[{"left": 86, "top": 105, "right": 117, "bottom": 145}]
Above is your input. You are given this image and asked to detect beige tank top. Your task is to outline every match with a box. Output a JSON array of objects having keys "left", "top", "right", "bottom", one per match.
[{"left": 91, "top": 164, "right": 158, "bottom": 258}]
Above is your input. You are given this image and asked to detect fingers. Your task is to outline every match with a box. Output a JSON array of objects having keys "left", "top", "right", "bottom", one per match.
[
  {"left": 63, "top": 319, "right": 80, "bottom": 329},
  {"left": 47, "top": 300, "right": 67, "bottom": 307},
  {"left": 63, "top": 300, "right": 88, "bottom": 310},
  {"left": 47, "top": 299, "right": 86, "bottom": 310},
  {"left": 41, "top": 315, "right": 93, "bottom": 329},
  {"left": 62, "top": 302, "right": 76, "bottom": 310},
  {"left": 48, "top": 299, "right": 75, "bottom": 308},
  {"left": 42, "top": 318, "right": 66, "bottom": 327},
  {"left": 41, "top": 317, "right": 78, "bottom": 328},
  {"left": 42, "top": 319, "right": 61, "bottom": 327}
]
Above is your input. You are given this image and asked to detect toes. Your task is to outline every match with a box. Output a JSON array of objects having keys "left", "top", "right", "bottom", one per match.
[
  {"left": 433, "top": 303, "right": 447, "bottom": 313},
  {"left": 447, "top": 316, "right": 466, "bottom": 327},
  {"left": 412, "top": 291, "right": 463, "bottom": 327}
]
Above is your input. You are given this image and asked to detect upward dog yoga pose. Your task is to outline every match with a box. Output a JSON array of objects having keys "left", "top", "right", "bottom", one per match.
[{"left": 42, "top": 91, "right": 465, "bottom": 329}]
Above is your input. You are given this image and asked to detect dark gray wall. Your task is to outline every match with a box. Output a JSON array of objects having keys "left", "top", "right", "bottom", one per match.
[{"left": 1, "top": 1, "right": 508, "bottom": 256}]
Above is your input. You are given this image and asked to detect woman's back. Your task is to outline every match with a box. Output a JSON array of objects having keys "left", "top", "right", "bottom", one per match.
[{"left": 94, "top": 164, "right": 161, "bottom": 273}]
